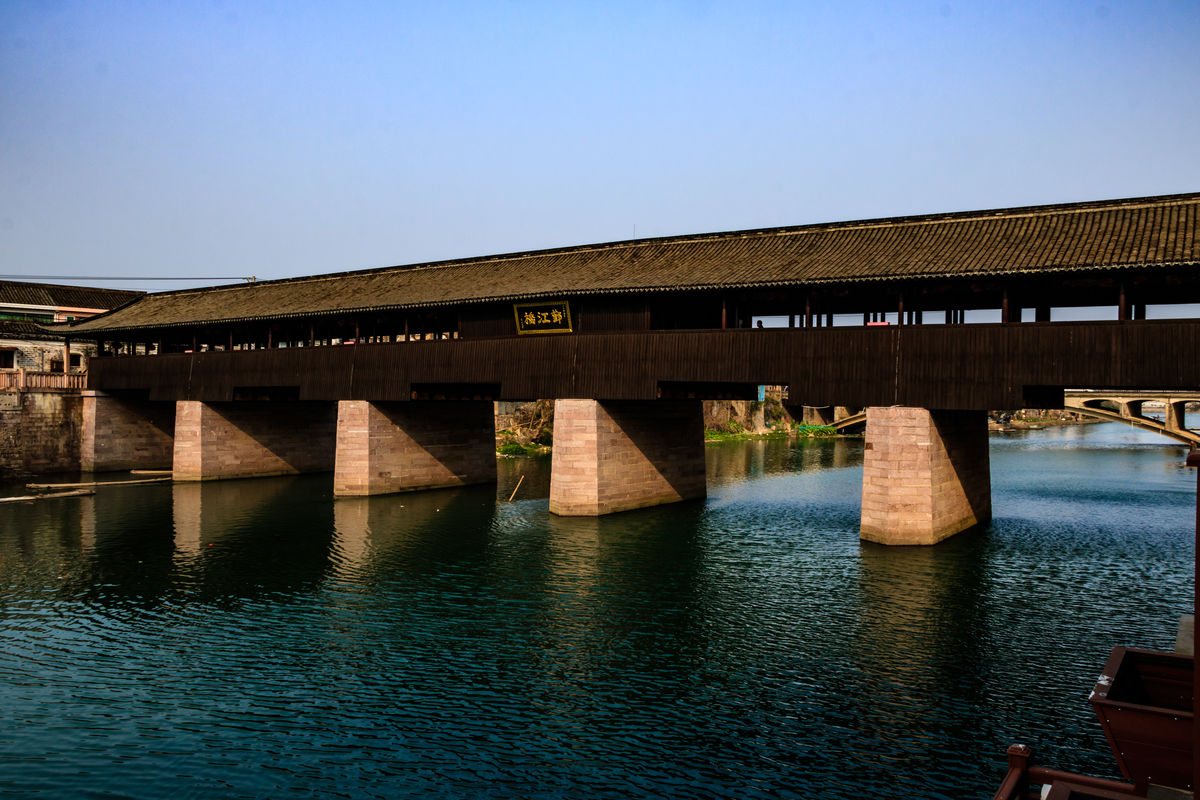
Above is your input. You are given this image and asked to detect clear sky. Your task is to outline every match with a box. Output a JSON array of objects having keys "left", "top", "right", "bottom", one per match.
[{"left": 2, "top": 1, "right": 1198, "bottom": 291}]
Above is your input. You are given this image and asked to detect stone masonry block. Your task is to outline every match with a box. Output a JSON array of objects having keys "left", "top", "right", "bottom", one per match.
[
  {"left": 333, "top": 400, "right": 496, "bottom": 496},
  {"left": 860, "top": 406, "right": 991, "bottom": 546},
  {"left": 174, "top": 400, "right": 336, "bottom": 481},
  {"left": 549, "top": 399, "right": 706, "bottom": 516}
]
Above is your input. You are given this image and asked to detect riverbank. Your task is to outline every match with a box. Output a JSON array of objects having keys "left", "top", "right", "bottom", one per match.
[
  {"left": 495, "top": 400, "right": 1104, "bottom": 454},
  {"left": 495, "top": 398, "right": 837, "bottom": 454},
  {"left": 988, "top": 409, "right": 1101, "bottom": 432}
]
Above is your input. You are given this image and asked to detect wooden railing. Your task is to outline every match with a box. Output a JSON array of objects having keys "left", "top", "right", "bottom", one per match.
[
  {"left": 0, "top": 369, "right": 87, "bottom": 392},
  {"left": 993, "top": 744, "right": 1139, "bottom": 799}
]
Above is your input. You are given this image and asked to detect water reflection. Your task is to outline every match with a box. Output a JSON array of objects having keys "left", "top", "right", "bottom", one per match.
[
  {"left": 706, "top": 436, "right": 859, "bottom": 487},
  {"left": 851, "top": 535, "right": 993, "bottom": 785},
  {"left": 332, "top": 486, "right": 496, "bottom": 582},
  {"left": 0, "top": 424, "right": 1193, "bottom": 799},
  {"left": 538, "top": 506, "right": 707, "bottom": 664},
  {"left": 170, "top": 478, "right": 337, "bottom": 600}
]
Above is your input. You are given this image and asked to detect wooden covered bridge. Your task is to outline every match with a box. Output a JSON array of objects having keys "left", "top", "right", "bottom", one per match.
[{"left": 62, "top": 192, "right": 1200, "bottom": 544}]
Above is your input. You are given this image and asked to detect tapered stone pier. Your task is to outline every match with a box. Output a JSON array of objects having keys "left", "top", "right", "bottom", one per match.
[
  {"left": 80, "top": 390, "right": 175, "bottom": 472},
  {"left": 860, "top": 406, "right": 991, "bottom": 545},
  {"left": 173, "top": 401, "right": 337, "bottom": 481},
  {"left": 549, "top": 399, "right": 706, "bottom": 516},
  {"left": 333, "top": 400, "right": 496, "bottom": 496}
]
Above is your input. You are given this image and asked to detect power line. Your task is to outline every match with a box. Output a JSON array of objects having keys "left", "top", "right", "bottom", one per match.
[{"left": 0, "top": 275, "right": 256, "bottom": 282}]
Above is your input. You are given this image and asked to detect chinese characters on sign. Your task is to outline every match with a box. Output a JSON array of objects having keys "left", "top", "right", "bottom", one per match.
[{"left": 514, "top": 301, "right": 573, "bottom": 334}]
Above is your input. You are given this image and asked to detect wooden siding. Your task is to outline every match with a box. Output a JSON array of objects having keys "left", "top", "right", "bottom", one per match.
[
  {"left": 88, "top": 320, "right": 1200, "bottom": 410},
  {"left": 458, "top": 303, "right": 517, "bottom": 339},
  {"left": 576, "top": 299, "right": 650, "bottom": 332}
]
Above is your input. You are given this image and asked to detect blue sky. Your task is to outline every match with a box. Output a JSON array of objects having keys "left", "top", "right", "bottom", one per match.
[{"left": 2, "top": 1, "right": 1198, "bottom": 291}]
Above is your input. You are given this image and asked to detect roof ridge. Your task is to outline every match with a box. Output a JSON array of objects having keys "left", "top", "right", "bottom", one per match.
[
  {"left": 137, "top": 192, "right": 1200, "bottom": 299},
  {"left": 0, "top": 279, "right": 143, "bottom": 295}
]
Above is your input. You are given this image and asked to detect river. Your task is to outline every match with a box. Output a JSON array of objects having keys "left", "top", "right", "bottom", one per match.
[{"left": 0, "top": 421, "right": 1195, "bottom": 799}]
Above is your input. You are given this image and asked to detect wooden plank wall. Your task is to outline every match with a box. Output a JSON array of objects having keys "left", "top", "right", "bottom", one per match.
[{"left": 88, "top": 320, "right": 1200, "bottom": 410}]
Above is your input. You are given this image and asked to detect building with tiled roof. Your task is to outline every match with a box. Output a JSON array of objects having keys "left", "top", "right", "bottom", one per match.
[{"left": 0, "top": 281, "right": 142, "bottom": 372}]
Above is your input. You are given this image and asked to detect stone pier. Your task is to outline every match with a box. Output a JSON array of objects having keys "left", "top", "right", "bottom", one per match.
[
  {"left": 333, "top": 400, "right": 496, "bottom": 496},
  {"left": 81, "top": 390, "right": 175, "bottom": 472},
  {"left": 549, "top": 399, "right": 706, "bottom": 516},
  {"left": 1165, "top": 401, "right": 1189, "bottom": 434},
  {"left": 173, "top": 401, "right": 337, "bottom": 481},
  {"left": 860, "top": 407, "right": 991, "bottom": 545}
]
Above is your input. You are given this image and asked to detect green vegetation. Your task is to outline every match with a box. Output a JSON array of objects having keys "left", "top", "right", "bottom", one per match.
[
  {"left": 498, "top": 441, "right": 545, "bottom": 457},
  {"left": 704, "top": 423, "right": 839, "bottom": 442},
  {"left": 797, "top": 425, "right": 838, "bottom": 437}
]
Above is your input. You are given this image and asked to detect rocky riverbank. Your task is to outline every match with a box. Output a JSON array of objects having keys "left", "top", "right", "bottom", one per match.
[
  {"left": 987, "top": 409, "right": 1100, "bottom": 431},
  {"left": 495, "top": 398, "right": 839, "bottom": 455},
  {"left": 494, "top": 400, "right": 1147, "bottom": 455}
]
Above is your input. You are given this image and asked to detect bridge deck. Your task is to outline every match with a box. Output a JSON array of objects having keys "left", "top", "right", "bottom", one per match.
[{"left": 88, "top": 319, "right": 1200, "bottom": 410}]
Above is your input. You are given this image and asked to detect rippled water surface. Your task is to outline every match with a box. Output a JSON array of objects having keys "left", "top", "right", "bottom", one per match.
[{"left": 0, "top": 422, "right": 1195, "bottom": 799}]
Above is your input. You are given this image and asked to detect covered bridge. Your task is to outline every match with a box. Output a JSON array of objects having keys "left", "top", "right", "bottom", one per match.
[{"left": 64, "top": 192, "right": 1200, "bottom": 544}]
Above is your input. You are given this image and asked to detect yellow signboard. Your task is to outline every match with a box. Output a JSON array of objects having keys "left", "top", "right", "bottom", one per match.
[{"left": 514, "top": 301, "right": 572, "bottom": 335}]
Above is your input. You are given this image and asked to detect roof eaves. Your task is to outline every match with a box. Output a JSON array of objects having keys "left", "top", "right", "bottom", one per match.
[{"left": 62, "top": 258, "right": 1199, "bottom": 335}]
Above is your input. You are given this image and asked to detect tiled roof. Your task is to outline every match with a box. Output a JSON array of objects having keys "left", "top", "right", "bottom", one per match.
[
  {"left": 0, "top": 281, "right": 143, "bottom": 312},
  {"left": 0, "top": 320, "right": 65, "bottom": 342},
  {"left": 64, "top": 193, "right": 1199, "bottom": 334}
]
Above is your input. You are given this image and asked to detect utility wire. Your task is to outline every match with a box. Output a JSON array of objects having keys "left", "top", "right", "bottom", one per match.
[{"left": 0, "top": 275, "right": 255, "bottom": 281}]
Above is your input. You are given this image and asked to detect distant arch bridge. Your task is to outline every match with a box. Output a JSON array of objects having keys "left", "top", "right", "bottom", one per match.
[
  {"left": 807, "top": 393, "right": 1198, "bottom": 446},
  {"left": 1062, "top": 390, "right": 1199, "bottom": 446}
]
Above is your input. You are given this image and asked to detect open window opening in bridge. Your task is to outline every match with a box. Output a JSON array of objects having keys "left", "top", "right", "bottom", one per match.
[
  {"left": 1023, "top": 305, "right": 1117, "bottom": 322},
  {"left": 964, "top": 309, "right": 1002, "bottom": 324},
  {"left": 1145, "top": 302, "right": 1200, "bottom": 319},
  {"left": 753, "top": 309, "right": 1021, "bottom": 327}
]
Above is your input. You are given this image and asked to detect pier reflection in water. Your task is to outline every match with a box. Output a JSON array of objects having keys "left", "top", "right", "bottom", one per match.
[{"left": 0, "top": 422, "right": 1194, "bottom": 798}]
